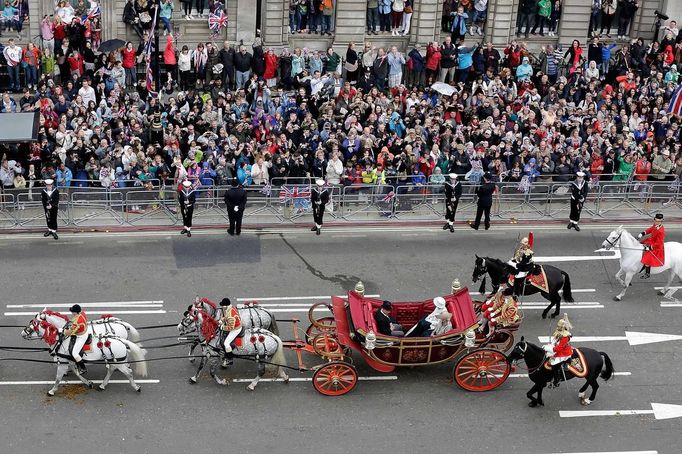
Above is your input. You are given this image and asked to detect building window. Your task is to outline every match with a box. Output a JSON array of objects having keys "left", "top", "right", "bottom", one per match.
[
  {"left": 368, "top": 0, "right": 414, "bottom": 36},
  {"left": 289, "top": 0, "right": 335, "bottom": 36}
]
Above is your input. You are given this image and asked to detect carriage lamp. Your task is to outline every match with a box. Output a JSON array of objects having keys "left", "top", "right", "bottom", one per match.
[
  {"left": 464, "top": 330, "right": 476, "bottom": 348},
  {"left": 364, "top": 331, "right": 376, "bottom": 350},
  {"left": 451, "top": 279, "right": 462, "bottom": 293},
  {"left": 355, "top": 281, "right": 365, "bottom": 296}
]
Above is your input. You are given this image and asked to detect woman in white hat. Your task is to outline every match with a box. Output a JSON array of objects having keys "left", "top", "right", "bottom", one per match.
[
  {"left": 41, "top": 178, "right": 59, "bottom": 240},
  {"left": 568, "top": 171, "right": 588, "bottom": 231},
  {"left": 406, "top": 297, "right": 449, "bottom": 337}
]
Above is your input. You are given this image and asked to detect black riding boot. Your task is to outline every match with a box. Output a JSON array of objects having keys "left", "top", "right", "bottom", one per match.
[
  {"left": 224, "top": 351, "right": 234, "bottom": 366},
  {"left": 551, "top": 364, "right": 562, "bottom": 387},
  {"left": 641, "top": 266, "right": 651, "bottom": 279}
]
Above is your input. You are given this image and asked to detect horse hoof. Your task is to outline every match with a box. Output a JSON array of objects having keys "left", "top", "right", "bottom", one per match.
[
  {"left": 541, "top": 313, "right": 548, "bottom": 320},
  {"left": 246, "top": 385, "right": 255, "bottom": 391},
  {"left": 189, "top": 377, "right": 197, "bottom": 384},
  {"left": 538, "top": 401, "right": 544, "bottom": 407},
  {"left": 87, "top": 382, "right": 94, "bottom": 389},
  {"left": 613, "top": 296, "right": 622, "bottom": 302},
  {"left": 136, "top": 386, "right": 142, "bottom": 393},
  {"left": 47, "top": 390, "right": 55, "bottom": 397},
  {"left": 97, "top": 385, "right": 105, "bottom": 391},
  {"left": 528, "top": 401, "right": 538, "bottom": 408},
  {"left": 658, "top": 290, "right": 665, "bottom": 296},
  {"left": 550, "top": 313, "right": 558, "bottom": 319},
  {"left": 581, "top": 398, "right": 592, "bottom": 406},
  {"left": 189, "top": 358, "right": 196, "bottom": 363},
  {"left": 283, "top": 376, "right": 290, "bottom": 384}
]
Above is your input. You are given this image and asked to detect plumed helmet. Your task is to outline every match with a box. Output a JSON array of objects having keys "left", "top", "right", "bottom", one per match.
[
  {"left": 219, "top": 298, "right": 231, "bottom": 307},
  {"left": 69, "top": 304, "right": 82, "bottom": 313}
]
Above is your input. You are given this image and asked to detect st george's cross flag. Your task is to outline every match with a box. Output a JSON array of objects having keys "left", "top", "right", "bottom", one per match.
[{"left": 667, "top": 84, "right": 682, "bottom": 117}]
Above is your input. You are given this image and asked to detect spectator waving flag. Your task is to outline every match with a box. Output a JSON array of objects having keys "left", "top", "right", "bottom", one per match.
[
  {"left": 81, "top": 2, "right": 101, "bottom": 22},
  {"left": 667, "top": 84, "right": 682, "bottom": 117},
  {"left": 208, "top": 9, "right": 228, "bottom": 34},
  {"left": 144, "top": 5, "right": 159, "bottom": 95}
]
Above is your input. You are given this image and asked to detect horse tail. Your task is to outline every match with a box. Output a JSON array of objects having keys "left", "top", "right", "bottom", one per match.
[
  {"left": 117, "top": 320, "right": 140, "bottom": 342},
  {"left": 561, "top": 271, "right": 574, "bottom": 303},
  {"left": 119, "top": 338, "right": 148, "bottom": 377},
  {"left": 478, "top": 275, "right": 486, "bottom": 295},
  {"left": 599, "top": 352, "right": 614, "bottom": 381}
]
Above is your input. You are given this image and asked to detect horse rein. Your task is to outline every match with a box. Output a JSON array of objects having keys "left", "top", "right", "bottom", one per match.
[
  {"left": 604, "top": 231, "right": 623, "bottom": 250},
  {"left": 512, "top": 342, "right": 548, "bottom": 375}
]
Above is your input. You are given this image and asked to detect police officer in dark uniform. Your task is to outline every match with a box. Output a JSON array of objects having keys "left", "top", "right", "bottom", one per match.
[
  {"left": 41, "top": 178, "right": 59, "bottom": 240},
  {"left": 568, "top": 171, "right": 588, "bottom": 231},
  {"left": 443, "top": 173, "right": 462, "bottom": 233},
  {"left": 224, "top": 178, "right": 247, "bottom": 235},
  {"left": 178, "top": 180, "right": 196, "bottom": 237},
  {"left": 311, "top": 179, "right": 330, "bottom": 235},
  {"left": 469, "top": 172, "right": 496, "bottom": 230}
]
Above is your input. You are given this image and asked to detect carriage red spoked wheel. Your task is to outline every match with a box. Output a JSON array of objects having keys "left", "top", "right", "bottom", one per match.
[
  {"left": 453, "top": 349, "right": 511, "bottom": 392},
  {"left": 305, "top": 317, "right": 337, "bottom": 343},
  {"left": 311, "top": 332, "right": 344, "bottom": 359},
  {"left": 312, "top": 361, "right": 358, "bottom": 396}
]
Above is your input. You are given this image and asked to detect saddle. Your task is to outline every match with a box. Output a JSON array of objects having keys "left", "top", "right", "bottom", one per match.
[
  {"left": 525, "top": 265, "right": 549, "bottom": 293},
  {"left": 219, "top": 327, "right": 244, "bottom": 350},
  {"left": 543, "top": 349, "right": 588, "bottom": 379},
  {"left": 68, "top": 334, "right": 93, "bottom": 355}
]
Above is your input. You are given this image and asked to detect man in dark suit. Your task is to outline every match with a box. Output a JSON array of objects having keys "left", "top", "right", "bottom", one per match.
[
  {"left": 224, "top": 179, "right": 247, "bottom": 236},
  {"left": 178, "top": 180, "right": 196, "bottom": 237},
  {"left": 41, "top": 178, "right": 59, "bottom": 240},
  {"left": 311, "top": 179, "right": 330, "bottom": 235},
  {"left": 443, "top": 173, "right": 462, "bottom": 233},
  {"left": 374, "top": 301, "right": 404, "bottom": 337},
  {"left": 469, "top": 172, "right": 496, "bottom": 230}
]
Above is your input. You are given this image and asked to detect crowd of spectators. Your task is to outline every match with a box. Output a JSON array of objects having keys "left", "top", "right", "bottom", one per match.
[{"left": 1, "top": 3, "right": 682, "bottom": 210}]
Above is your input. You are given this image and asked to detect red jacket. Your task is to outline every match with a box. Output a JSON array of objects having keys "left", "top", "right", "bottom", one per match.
[
  {"left": 641, "top": 224, "right": 665, "bottom": 267},
  {"left": 264, "top": 53, "right": 278, "bottom": 80},
  {"left": 553, "top": 336, "right": 573, "bottom": 357},
  {"left": 122, "top": 48, "right": 137, "bottom": 70},
  {"left": 164, "top": 36, "right": 177, "bottom": 66},
  {"left": 426, "top": 47, "right": 441, "bottom": 71}
]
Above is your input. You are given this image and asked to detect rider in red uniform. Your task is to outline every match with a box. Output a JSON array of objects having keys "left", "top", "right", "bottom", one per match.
[
  {"left": 638, "top": 213, "right": 665, "bottom": 279},
  {"left": 63, "top": 304, "right": 89, "bottom": 374},
  {"left": 543, "top": 314, "right": 573, "bottom": 388}
]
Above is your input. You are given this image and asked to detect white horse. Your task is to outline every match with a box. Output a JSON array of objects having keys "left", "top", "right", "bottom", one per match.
[
  {"left": 178, "top": 307, "right": 289, "bottom": 391},
  {"left": 601, "top": 226, "right": 682, "bottom": 301},
  {"left": 177, "top": 298, "right": 279, "bottom": 363},
  {"left": 26, "top": 309, "right": 140, "bottom": 341},
  {"left": 22, "top": 312, "right": 148, "bottom": 396}
]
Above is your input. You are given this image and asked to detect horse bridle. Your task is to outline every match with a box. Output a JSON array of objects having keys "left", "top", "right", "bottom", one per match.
[
  {"left": 604, "top": 231, "right": 623, "bottom": 250},
  {"left": 473, "top": 259, "right": 488, "bottom": 281},
  {"left": 512, "top": 342, "right": 549, "bottom": 375}
]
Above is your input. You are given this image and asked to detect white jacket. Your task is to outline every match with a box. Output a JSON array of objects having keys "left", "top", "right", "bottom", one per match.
[{"left": 326, "top": 159, "right": 343, "bottom": 184}]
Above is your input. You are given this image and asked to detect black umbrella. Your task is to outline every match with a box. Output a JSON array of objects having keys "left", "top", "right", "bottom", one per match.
[{"left": 98, "top": 39, "right": 127, "bottom": 53}]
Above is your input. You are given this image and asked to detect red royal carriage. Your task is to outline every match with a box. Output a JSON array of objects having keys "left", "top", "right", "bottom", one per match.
[{"left": 284, "top": 282, "right": 520, "bottom": 396}]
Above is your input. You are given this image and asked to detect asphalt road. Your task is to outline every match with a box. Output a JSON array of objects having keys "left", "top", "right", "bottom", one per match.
[{"left": 0, "top": 223, "right": 680, "bottom": 454}]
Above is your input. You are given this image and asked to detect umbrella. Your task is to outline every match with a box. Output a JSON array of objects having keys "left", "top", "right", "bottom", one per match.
[
  {"left": 431, "top": 82, "right": 456, "bottom": 96},
  {"left": 98, "top": 39, "right": 127, "bottom": 53}
]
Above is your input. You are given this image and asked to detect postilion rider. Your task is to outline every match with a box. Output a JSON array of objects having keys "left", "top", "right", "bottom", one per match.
[
  {"left": 218, "top": 298, "right": 242, "bottom": 365},
  {"left": 61, "top": 304, "right": 89, "bottom": 374},
  {"left": 543, "top": 314, "right": 574, "bottom": 388},
  {"left": 638, "top": 213, "right": 665, "bottom": 279},
  {"left": 507, "top": 236, "right": 535, "bottom": 296}
]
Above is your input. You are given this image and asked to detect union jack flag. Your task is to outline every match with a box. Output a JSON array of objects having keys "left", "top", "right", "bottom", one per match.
[
  {"left": 667, "top": 84, "right": 682, "bottom": 117},
  {"left": 259, "top": 183, "right": 272, "bottom": 196},
  {"left": 381, "top": 191, "right": 395, "bottom": 203},
  {"left": 279, "top": 185, "right": 311, "bottom": 202},
  {"left": 81, "top": 3, "right": 101, "bottom": 23},
  {"left": 208, "top": 10, "right": 228, "bottom": 32}
]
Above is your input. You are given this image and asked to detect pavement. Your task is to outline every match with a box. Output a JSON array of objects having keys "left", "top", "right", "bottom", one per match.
[{"left": 0, "top": 223, "right": 681, "bottom": 454}]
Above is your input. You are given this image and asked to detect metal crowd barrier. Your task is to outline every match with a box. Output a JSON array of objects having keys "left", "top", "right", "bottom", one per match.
[{"left": 0, "top": 179, "right": 680, "bottom": 230}]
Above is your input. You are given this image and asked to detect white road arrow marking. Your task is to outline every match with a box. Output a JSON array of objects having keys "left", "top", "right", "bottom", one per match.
[
  {"left": 560, "top": 403, "right": 682, "bottom": 420},
  {"left": 539, "top": 331, "right": 682, "bottom": 346}
]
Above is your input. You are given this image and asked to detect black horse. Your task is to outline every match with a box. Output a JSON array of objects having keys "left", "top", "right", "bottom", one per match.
[
  {"left": 472, "top": 255, "right": 574, "bottom": 319},
  {"left": 507, "top": 338, "right": 615, "bottom": 407}
]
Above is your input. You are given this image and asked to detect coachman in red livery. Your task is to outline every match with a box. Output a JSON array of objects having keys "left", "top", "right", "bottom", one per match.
[{"left": 638, "top": 213, "right": 665, "bottom": 279}]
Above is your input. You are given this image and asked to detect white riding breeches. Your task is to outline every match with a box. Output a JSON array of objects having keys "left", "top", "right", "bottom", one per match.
[
  {"left": 549, "top": 355, "right": 570, "bottom": 366},
  {"left": 71, "top": 334, "right": 88, "bottom": 362},
  {"left": 223, "top": 329, "right": 240, "bottom": 353},
  {"left": 515, "top": 271, "right": 528, "bottom": 278}
]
